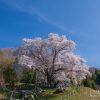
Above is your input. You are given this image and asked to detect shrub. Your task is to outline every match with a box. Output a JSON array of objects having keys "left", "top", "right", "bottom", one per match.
[
  {"left": 21, "top": 68, "right": 36, "bottom": 84},
  {"left": 82, "top": 75, "right": 96, "bottom": 89},
  {"left": 95, "top": 70, "right": 100, "bottom": 85},
  {"left": 3, "top": 64, "right": 18, "bottom": 87},
  {"left": 54, "top": 88, "right": 65, "bottom": 94}
]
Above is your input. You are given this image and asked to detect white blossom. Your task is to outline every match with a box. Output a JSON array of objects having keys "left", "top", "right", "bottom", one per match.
[
  {"left": 18, "top": 55, "right": 34, "bottom": 68},
  {"left": 16, "top": 33, "right": 91, "bottom": 87}
]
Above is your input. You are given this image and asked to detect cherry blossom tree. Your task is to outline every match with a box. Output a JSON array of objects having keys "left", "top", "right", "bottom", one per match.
[{"left": 16, "top": 33, "right": 91, "bottom": 88}]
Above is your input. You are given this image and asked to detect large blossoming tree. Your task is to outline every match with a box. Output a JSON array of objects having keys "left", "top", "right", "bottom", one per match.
[{"left": 16, "top": 33, "right": 91, "bottom": 88}]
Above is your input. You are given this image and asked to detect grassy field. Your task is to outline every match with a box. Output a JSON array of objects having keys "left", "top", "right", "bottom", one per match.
[
  {"left": 38, "top": 86, "right": 100, "bottom": 100},
  {"left": 0, "top": 86, "right": 100, "bottom": 100}
]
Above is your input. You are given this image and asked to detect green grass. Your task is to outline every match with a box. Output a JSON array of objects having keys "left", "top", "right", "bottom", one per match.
[
  {"left": 37, "top": 86, "right": 100, "bottom": 100},
  {"left": 0, "top": 86, "right": 100, "bottom": 100}
]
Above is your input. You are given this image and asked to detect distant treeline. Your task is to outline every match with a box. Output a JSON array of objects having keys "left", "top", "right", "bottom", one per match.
[{"left": 82, "top": 67, "right": 100, "bottom": 90}]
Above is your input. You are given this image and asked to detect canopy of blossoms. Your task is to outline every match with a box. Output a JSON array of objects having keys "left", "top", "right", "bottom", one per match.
[{"left": 16, "top": 33, "right": 91, "bottom": 87}]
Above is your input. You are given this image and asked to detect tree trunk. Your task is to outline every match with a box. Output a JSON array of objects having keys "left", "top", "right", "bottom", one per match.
[{"left": 46, "top": 70, "right": 54, "bottom": 88}]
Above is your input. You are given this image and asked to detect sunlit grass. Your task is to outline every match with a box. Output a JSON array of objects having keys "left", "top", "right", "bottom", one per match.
[{"left": 38, "top": 86, "right": 100, "bottom": 100}]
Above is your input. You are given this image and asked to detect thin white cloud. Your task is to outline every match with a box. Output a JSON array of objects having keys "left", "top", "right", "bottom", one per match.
[{"left": 0, "top": 0, "right": 72, "bottom": 33}]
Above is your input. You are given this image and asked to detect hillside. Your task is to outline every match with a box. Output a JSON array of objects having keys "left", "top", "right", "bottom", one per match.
[
  {"left": 0, "top": 86, "right": 100, "bottom": 99},
  {"left": 38, "top": 86, "right": 100, "bottom": 100}
]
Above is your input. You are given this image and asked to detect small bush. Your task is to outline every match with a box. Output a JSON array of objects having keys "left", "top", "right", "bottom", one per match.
[
  {"left": 82, "top": 75, "right": 96, "bottom": 89},
  {"left": 54, "top": 88, "right": 65, "bottom": 94},
  {"left": 21, "top": 68, "right": 36, "bottom": 84},
  {"left": 3, "top": 64, "right": 18, "bottom": 87}
]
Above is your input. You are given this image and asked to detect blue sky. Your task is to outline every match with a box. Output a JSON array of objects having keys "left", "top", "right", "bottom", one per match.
[{"left": 0, "top": 0, "right": 100, "bottom": 67}]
